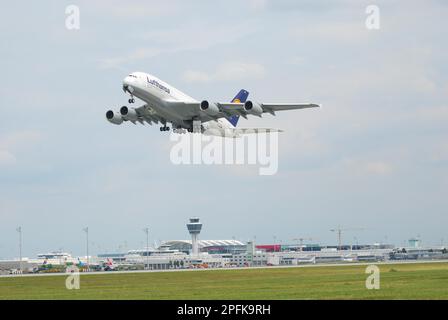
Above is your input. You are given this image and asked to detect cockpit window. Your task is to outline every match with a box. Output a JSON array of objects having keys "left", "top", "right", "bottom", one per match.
[{"left": 128, "top": 74, "right": 138, "bottom": 78}]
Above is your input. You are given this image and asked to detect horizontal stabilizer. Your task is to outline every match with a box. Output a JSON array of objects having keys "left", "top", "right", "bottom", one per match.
[{"left": 203, "top": 127, "right": 283, "bottom": 138}]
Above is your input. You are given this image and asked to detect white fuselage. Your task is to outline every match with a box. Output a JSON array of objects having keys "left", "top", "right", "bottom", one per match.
[{"left": 122, "top": 72, "right": 231, "bottom": 130}]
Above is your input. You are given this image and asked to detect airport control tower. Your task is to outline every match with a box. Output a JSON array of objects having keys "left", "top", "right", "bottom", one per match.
[{"left": 187, "top": 217, "right": 202, "bottom": 256}]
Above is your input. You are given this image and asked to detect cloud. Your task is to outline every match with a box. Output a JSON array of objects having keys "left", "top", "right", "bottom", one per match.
[
  {"left": 290, "top": 22, "right": 371, "bottom": 44},
  {"left": 431, "top": 148, "right": 448, "bottom": 164},
  {"left": 0, "top": 131, "right": 43, "bottom": 167},
  {"left": 182, "top": 70, "right": 211, "bottom": 83},
  {"left": 87, "top": 0, "right": 181, "bottom": 19},
  {"left": 2, "top": 0, "right": 448, "bottom": 256},
  {"left": 183, "top": 62, "right": 266, "bottom": 83},
  {"left": 248, "top": 0, "right": 268, "bottom": 10},
  {"left": 98, "top": 48, "right": 163, "bottom": 70},
  {"left": 98, "top": 23, "right": 257, "bottom": 70},
  {"left": 0, "top": 150, "right": 16, "bottom": 166},
  {"left": 364, "top": 161, "right": 394, "bottom": 175},
  {"left": 0, "top": 131, "right": 43, "bottom": 150},
  {"left": 342, "top": 158, "right": 394, "bottom": 176}
]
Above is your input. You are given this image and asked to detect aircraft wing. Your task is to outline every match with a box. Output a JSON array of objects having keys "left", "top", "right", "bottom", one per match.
[
  {"left": 216, "top": 102, "right": 319, "bottom": 110},
  {"left": 260, "top": 103, "right": 320, "bottom": 113},
  {"left": 133, "top": 104, "right": 166, "bottom": 125},
  {"left": 114, "top": 101, "right": 319, "bottom": 127},
  {"left": 179, "top": 101, "right": 320, "bottom": 121}
]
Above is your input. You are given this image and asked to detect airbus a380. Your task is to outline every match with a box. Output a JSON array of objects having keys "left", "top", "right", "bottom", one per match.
[{"left": 106, "top": 72, "right": 319, "bottom": 136}]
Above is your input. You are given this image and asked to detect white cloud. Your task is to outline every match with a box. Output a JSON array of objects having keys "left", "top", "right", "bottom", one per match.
[
  {"left": 98, "top": 23, "right": 257, "bottom": 70},
  {"left": 0, "top": 131, "right": 43, "bottom": 166},
  {"left": 427, "top": 142, "right": 448, "bottom": 164},
  {"left": 0, "top": 150, "right": 16, "bottom": 166},
  {"left": 183, "top": 62, "right": 266, "bottom": 83},
  {"left": 343, "top": 158, "right": 394, "bottom": 176},
  {"left": 248, "top": 0, "right": 268, "bottom": 10},
  {"left": 364, "top": 161, "right": 394, "bottom": 175},
  {"left": 2, "top": 0, "right": 448, "bottom": 256},
  {"left": 0, "top": 131, "right": 43, "bottom": 150},
  {"left": 288, "top": 56, "right": 306, "bottom": 66},
  {"left": 290, "top": 22, "right": 371, "bottom": 44},
  {"left": 98, "top": 48, "right": 163, "bottom": 70},
  {"left": 182, "top": 70, "right": 211, "bottom": 83},
  {"left": 88, "top": 0, "right": 180, "bottom": 18}
]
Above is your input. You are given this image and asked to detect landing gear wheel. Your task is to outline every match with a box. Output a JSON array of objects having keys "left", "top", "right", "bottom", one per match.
[{"left": 128, "top": 98, "right": 135, "bottom": 104}]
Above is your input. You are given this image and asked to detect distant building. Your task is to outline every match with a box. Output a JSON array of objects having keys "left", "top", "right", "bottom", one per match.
[
  {"left": 161, "top": 240, "right": 246, "bottom": 255},
  {"left": 408, "top": 238, "right": 421, "bottom": 248},
  {"left": 97, "top": 252, "right": 127, "bottom": 263}
]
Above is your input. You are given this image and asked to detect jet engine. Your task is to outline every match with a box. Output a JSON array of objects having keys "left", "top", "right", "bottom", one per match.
[
  {"left": 120, "top": 106, "right": 138, "bottom": 121},
  {"left": 106, "top": 110, "right": 123, "bottom": 125},
  {"left": 244, "top": 101, "right": 263, "bottom": 116},
  {"left": 200, "top": 100, "right": 220, "bottom": 116}
]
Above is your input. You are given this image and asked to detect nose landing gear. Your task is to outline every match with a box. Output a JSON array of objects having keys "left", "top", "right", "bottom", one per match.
[{"left": 124, "top": 85, "right": 135, "bottom": 103}]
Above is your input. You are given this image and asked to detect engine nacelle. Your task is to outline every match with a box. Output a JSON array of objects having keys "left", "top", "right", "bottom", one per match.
[
  {"left": 200, "top": 100, "right": 220, "bottom": 116},
  {"left": 120, "top": 106, "right": 138, "bottom": 121},
  {"left": 106, "top": 110, "right": 123, "bottom": 125},
  {"left": 244, "top": 101, "right": 263, "bottom": 116}
]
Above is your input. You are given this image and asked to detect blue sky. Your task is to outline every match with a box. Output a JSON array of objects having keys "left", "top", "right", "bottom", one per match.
[{"left": 0, "top": 0, "right": 447, "bottom": 258}]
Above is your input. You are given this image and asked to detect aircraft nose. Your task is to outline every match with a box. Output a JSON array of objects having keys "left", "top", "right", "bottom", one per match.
[
  {"left": 122, "top": 76, "right": 135, "bottom": 93},
  {"left": 123, "top": 76, "right": 132, "bottom": 86}
]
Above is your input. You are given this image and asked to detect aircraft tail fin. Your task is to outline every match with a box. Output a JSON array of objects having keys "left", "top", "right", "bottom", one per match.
[{"left": 228, "top": 89, "right": 249, "bottom": 127}]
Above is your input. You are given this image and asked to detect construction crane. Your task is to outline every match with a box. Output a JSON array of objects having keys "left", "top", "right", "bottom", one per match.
[{"left": 330, "top": 226, "right": 364, "bottom": 251}]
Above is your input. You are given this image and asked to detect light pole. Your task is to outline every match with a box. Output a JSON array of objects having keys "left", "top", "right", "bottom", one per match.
[
  {"left": 83, "top": 227, "right": 89, "bottom": 271},
  {"left": 16, "top": 227, "right": 22, "bottom": 273},
  {"left": 143, "top": 228, "right": 149, "bottom": 270}
]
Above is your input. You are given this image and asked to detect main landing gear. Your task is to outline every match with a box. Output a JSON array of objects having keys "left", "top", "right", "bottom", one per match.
[
  {"left": 160, "top": 126, "right": 170, "bottom": 132},
  {"left": 185, "top": 121, "right": 201, "bottom": 133},
  {"left": 128, "top": 97, "right": 135, "bottom": 104}
]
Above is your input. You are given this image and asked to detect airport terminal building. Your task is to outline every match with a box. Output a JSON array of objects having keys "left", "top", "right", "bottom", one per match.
[{"left": 162, "top": 240, "right": 246, "bottom": 255}]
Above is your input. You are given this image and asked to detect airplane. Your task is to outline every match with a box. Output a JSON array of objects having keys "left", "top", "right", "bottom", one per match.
[
  {"left": 106, "top": 72, "right": 320, "bottom": 136},
  {"left": 103, "top": 258, "right": 117, "bottom": 271}
]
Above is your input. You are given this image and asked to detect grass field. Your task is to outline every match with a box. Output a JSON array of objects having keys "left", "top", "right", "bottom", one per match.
[{"left": 0, "top": 262, "right": 447, "bottom": 299}]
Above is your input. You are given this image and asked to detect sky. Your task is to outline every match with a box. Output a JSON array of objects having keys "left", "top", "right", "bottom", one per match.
[{"left": 0, "top": 0, "right": 447, "bottom": 258}]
